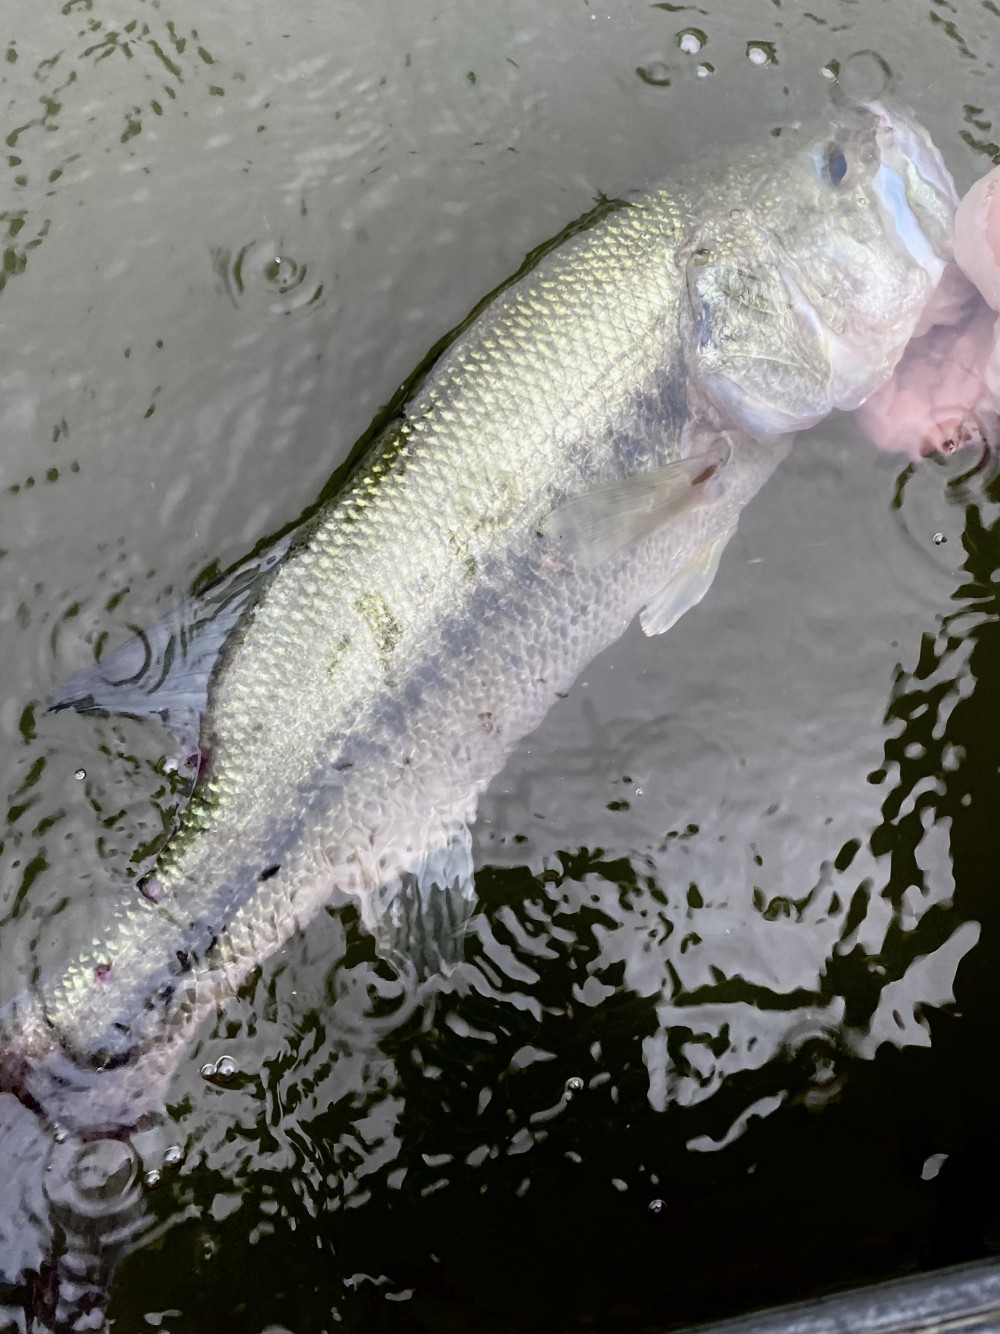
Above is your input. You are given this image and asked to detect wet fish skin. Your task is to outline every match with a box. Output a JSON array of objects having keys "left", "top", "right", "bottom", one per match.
[{"left": 27, "top": 101, "right": 959, "bottom": 1122}]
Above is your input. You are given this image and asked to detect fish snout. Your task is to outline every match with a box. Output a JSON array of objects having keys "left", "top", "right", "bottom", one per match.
[
  {"left": 867, "top": 100, "right": 958, "bottom": 211},
  {"left": 866, "top": 100, "right": 959, "bottom": 282}
]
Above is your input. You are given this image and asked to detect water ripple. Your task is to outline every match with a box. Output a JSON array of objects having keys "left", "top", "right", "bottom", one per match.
[{"left": 211, "top": 239, "right": 325, "bottom": 317}]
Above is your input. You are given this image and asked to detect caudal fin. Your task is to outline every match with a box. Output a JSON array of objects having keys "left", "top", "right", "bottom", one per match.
[{"left": 0, "top": 1087, "right": 147, "bottom": 1333}]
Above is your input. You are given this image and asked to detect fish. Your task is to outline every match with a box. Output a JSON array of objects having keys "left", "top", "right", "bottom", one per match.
[
  {"left": 31, "top": 98, "right": 961, "bottom": 1107},
  {"left": 0, "top": 100, "right": 959, "bottom": 1327}
]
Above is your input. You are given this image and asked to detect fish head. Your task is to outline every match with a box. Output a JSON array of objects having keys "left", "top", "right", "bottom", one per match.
[{"left": 685, "top": 101, "right": 961, "bottom": 436}]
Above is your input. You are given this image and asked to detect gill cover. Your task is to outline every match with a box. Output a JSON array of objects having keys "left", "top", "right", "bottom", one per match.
[{"left": 686, "top": 239, "right": 837, "bottom": 436}]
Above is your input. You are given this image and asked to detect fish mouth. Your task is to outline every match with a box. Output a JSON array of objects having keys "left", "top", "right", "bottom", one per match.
[
  {"left": 871, "top": 160, "right": 947, "bottom": 276},
  {"left": 867, "top": 100, "right": 959, "bottom": 208},
  {"left": 865, "top": 99, "right": 958, "bottom": 279}
]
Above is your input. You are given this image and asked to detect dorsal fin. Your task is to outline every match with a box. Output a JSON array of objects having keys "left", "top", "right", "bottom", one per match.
[{"left": 48, "top": 535, "right": 293, "bottom": 742}]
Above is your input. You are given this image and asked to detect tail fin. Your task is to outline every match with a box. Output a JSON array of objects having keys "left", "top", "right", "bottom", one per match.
[
  {"left": 0, "top": 1088, "right": 146, "bottom": 1332},
  {"left": 0, "top": 1090, "right": 52, "bottom": 1330}
]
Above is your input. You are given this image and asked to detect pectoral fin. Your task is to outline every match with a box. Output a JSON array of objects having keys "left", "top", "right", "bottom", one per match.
[
  {"left": 48, "top": 534, "right": 293, "bottom": 742},
  {"left": 639, "top": 534, "right": 731, "bottom": 636},
  {"left": 547, "top": 439, "right": 730, "bottom": 566},
  {"left": 369, "top": 819, "right": 477, "bottom": 978}
]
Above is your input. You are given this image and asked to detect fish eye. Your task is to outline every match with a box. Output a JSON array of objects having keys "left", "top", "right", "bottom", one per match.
[{"left": 821, "top": 143, "right": 848, "bottom": 186}]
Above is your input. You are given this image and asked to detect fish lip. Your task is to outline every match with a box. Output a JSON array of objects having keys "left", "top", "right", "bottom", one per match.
[
  {"left": 871, "top": 160, "right": 947, "bottom": 279},
  {"left": 865, "top": 99, "right": 959, "bottom": 208},
  {"left": 863, "top": 99, "right": 960, "bottom": 282},
  {"left": 855, "top": 105, "right": 977, "bottom": 414}
]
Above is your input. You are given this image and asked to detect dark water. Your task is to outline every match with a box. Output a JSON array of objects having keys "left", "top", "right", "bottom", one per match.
[{"left": 2, "top": 0, "right": 1000, "bottom": 1330}]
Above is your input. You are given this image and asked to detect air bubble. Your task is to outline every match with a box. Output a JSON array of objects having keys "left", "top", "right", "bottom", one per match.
[
  {"left": 74, "top": 768, "right": 86, "bottom": 781},
  {"left": 933, "top": 532, "right": 946, "bottom": 545},
  {"left": 565, "top": 1076, "right": 584, "bottom": 1097},
  {"left": 200, "top": 1055, "right": 237, "bottom": 1083},
  {"left": 143, "top": 1169, "right": 162, "bottom": 1191},
  {"left": 163, "top": 1144, "right": 184, "bottom": 1169},
  {"left": 677, "top": 28, "right": 706, "bottom": 54},
  {"left": 649, "top": 1198, "right": 665, "bottom": 1215},
  {"left": 696, "top": 63, "right": 714, "bottom": 78},
  {"left": 139, "top": 875, "right": 167, "bottom": 903},
  {"left": 746, "top": 42, "right": 777, "bottom": 66}
]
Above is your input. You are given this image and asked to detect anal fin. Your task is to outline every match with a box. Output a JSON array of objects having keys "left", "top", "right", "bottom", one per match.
[{"left": 370, "top": 820, "right": 477, "bottom": 979}]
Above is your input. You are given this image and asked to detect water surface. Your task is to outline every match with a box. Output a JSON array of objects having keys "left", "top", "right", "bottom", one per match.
[{"left": 2, "top": 0, "right": 1000, "bottom": 1330}]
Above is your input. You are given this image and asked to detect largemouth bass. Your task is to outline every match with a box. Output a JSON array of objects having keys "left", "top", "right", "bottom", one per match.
[{"left": 13, "top": 102, "right": 957, "bottom": 1141}]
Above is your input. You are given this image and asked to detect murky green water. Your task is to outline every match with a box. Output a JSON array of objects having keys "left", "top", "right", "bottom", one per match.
[{"left": 2, "top": 0, "right": 1000, "bottom": 1330}]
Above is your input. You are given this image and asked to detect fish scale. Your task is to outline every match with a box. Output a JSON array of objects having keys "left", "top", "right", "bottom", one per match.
[{"left": 187, "top": 202, "right": 678, "bottom": 847}]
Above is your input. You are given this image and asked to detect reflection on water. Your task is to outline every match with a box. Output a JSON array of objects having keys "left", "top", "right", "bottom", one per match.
[{"left": 1, "top": 0, "right": 1000, "bottom": 1329}]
